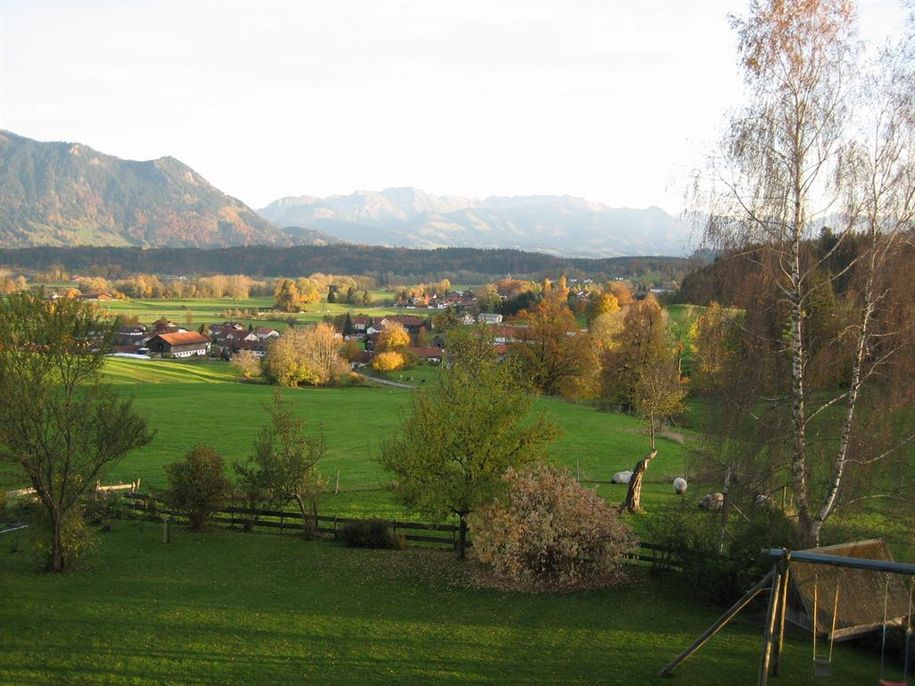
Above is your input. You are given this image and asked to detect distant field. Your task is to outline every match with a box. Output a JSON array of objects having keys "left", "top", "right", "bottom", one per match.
[{"left": 99, "top": 295, "right": 406, "bottom": 329}]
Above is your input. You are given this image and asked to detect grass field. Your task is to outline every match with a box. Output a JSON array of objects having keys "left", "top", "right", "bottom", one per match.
[
  {"left": 98, "top": 295, "right": 409, "bottom": 330},
  {"left": 0, "top": 522, "right": 902, "bottom": 686},
  {"left": 0, "top": 356, "right": 688, "bottom": 529}
]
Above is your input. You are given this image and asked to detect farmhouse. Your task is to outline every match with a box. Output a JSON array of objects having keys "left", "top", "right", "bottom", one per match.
[
  {"left": 407, "top": 346, "right": 443, "bottom": 364},
  {"left": 147, "top": 331, "right": 210, "bottom": 358}
]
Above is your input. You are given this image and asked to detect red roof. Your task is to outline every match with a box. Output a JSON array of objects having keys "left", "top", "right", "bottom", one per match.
[{"left": 154, "top": 332, "right": 210, "bottom": 346}]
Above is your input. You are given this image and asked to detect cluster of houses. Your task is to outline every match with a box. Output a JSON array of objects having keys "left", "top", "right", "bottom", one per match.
[
  {"left": 396, "top": 290, "right": 478, "bottom": 309},
  {"left": 111, "top": 319, "right": 281, "bottom": 359},
  {"left": 110, "top": 310, "right": 528, "bottom": 366}
]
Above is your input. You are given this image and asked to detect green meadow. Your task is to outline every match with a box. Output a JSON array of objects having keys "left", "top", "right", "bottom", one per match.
[
  {"left": 0, "top": 522, "right": 901, "bottom": 686},
  {"left": 97, "top": 358, "right": 689, "bottom": 523},
  {"left": 0, "top": 353, "right": 910, "bottom": 686},
  {"left": 99, "top": 295, "right": 406, "bottom": 330}
]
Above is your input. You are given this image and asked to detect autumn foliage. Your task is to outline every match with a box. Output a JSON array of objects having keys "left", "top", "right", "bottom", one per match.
[
  {"left": 372, "top": 351, "right": 405, "bottom": 372},
  {"left": 471, "top": 464, "right": 634, "bottom": 588}
]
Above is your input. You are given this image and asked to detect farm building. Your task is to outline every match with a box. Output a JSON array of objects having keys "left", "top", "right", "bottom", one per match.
[
  {"left": 786, "top": 539, "right": 912, "bottom": 641},
  {"left": 146, "top": 332, "right": 210, "bottom": 358}
]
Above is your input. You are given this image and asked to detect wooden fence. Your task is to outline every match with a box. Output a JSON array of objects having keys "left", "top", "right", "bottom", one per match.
[
  {"left": 124, "top": 493, "right": 463, "bottom": 549},
  {"left": 122, "top": 493, "right": 679, "bottom": 568}
]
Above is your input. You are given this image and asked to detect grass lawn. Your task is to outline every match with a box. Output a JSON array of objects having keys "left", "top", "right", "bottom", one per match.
[{"left": 0, "top": 522, "right": 901, "bottom": 686}]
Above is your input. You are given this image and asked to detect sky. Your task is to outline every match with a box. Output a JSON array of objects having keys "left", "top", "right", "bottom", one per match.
[{"left": 0, "top": 0, "right": 909, "bottom": 214}]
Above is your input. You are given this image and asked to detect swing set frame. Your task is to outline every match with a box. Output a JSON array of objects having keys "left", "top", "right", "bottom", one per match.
[{"left": 659, "top": 547, "right": 915, "bottom": 685}]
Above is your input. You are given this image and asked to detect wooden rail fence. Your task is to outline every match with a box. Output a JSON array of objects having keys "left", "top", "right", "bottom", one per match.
[{"left": 122, "top": 493, "right": 679, "bottom": 567}]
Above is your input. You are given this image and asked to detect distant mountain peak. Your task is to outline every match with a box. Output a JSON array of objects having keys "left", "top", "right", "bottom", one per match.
[
  {"left": 259, "top": 188, "right": 691, "bottom": 257},
  {"left": 0, "top": 131, "right": 335, "bottom": 249}
]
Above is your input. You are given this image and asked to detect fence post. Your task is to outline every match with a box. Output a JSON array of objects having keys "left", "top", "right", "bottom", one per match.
[{"left": 162, "top": 515, "right": 171, "bottom": 544}]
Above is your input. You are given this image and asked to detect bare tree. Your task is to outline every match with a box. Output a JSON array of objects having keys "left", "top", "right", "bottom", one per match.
[{"left": 698, "top": 0, "right": 914, "bottom": 545}]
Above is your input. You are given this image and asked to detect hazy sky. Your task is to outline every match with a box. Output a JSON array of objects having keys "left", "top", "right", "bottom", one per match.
[{"left": 0, "top": 1, "right": 908, "bottom": 213}]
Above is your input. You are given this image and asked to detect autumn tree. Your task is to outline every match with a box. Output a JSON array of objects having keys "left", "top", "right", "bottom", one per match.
[
  {"left": 599, "top": 295, "right": 683, "bottom": 512},
  {"left": 0, "top": 292, "right": 153, "bottom": 571},
  {"left": 380, "top": 326, "right": 558, "bottom": 558},
  {"left": 235, "top": 393, "right": 326, "bottom": 537},
  {"left": 372, "top": 351, "right": 405, "bottom": 372},
  {"left": 264, "top": 323, "right": 349, "bottom": 387},
  {"left": 273, "top": 279, "right": 302, "bottom": 312},
  {"left": 600, "top": 294, "right": 669, "bottom": 411},
  {"left": 512, "top": 298, "right": 597, "bottom": 398},
  {"left": 376, "top": 321, "right": 411, "bottom": 351},
  {"left": 696, "top": 0, "right": 915, "bottom": 545}
]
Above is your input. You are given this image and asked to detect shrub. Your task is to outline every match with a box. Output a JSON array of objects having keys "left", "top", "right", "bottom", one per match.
[
  {"left": 33, "top": 509, "right": 98, "bottom": 570},
  {"left": 83, "top": 491, "right": 127, "bottom": 531},
  {"left": 647, "top": 502, "right": 799, "bottom": 603},
  {"left": 164, "top": 446, "right": 231, "bottom": 531},
  {"left": 470, "top": 464, "right": 635, "bottom": 588},
  {"left": 231, "top": 349, "right": 262, "bottom": 380},
  {"left": 340, "top": 519, "right": 404, "bottom": 549},
  {"left": 372, "top": 351, "right": 405, "bottom": 372}
]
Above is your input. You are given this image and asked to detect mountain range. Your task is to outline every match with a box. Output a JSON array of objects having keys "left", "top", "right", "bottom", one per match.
[
  {"left": 259, "top": 188, "right": 692, "bottom": 257},
  {"left": 0, "top": 131, "right": 691, "bottom": 256}
]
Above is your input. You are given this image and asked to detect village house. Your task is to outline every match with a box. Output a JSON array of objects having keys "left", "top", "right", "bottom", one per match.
[
  {"left": 407, "top": 346, "right": 443, "bottom": 364},
  {"left": 146, "top": 331, "right": 210, "bottom": 358}
]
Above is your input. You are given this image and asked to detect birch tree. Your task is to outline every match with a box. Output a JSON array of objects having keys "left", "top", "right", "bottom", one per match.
[{"left": 701, "top": 0, "right": 914, "bottom": 545}]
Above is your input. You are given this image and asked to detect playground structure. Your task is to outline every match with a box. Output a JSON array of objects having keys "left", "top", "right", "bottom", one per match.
[{"left": 659, "top": 540, "right": 915, "bottom": 685}]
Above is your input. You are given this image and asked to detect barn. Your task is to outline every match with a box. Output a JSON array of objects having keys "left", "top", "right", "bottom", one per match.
[{"left": 146, "top": 332, "right": 210, "bottom": 358}]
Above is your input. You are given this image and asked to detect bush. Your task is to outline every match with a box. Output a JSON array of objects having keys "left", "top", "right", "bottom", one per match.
[
  {"left": 340, "top": 519, "right": 404, "bottom": 549},
  {"left": 164, "top": 446, "right": 231, "bottom": 531},
  {"left": 33, "top": 509, "right": 97, "bottom": 570},
  {"left": 647, "top": 501, "right": 799, "bottom": 603},
  {"left": 83, "top": 491, "right": 127, "bottom": 531},
  {"left": 372, "top": 351, "right": 405, "bottom": 372},
  {"left": 231, "top": 349, "right": 262, "bottom": 380},
  {"left": 470, "top": 464, "right": 635, "bottom": 589}
]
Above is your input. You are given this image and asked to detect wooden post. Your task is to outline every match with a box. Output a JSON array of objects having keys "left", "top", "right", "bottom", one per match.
[
  {"left": 659, "top": 570, "right": 775, "bottom": 677},
  {"left": 772, "top": 565, "right": 791, "bottom": 675},
  {"left": 162, "top": 515, "right": 171, "bottom": 543},
  {"left": 758, "top": 566, "right": 783, "bottom": 686},
  {"left": 334, "top": 469, "right": 340, "bottom": 495},
  {"left": 576, "top": 460, "right": 581, "bottom": 481}
]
